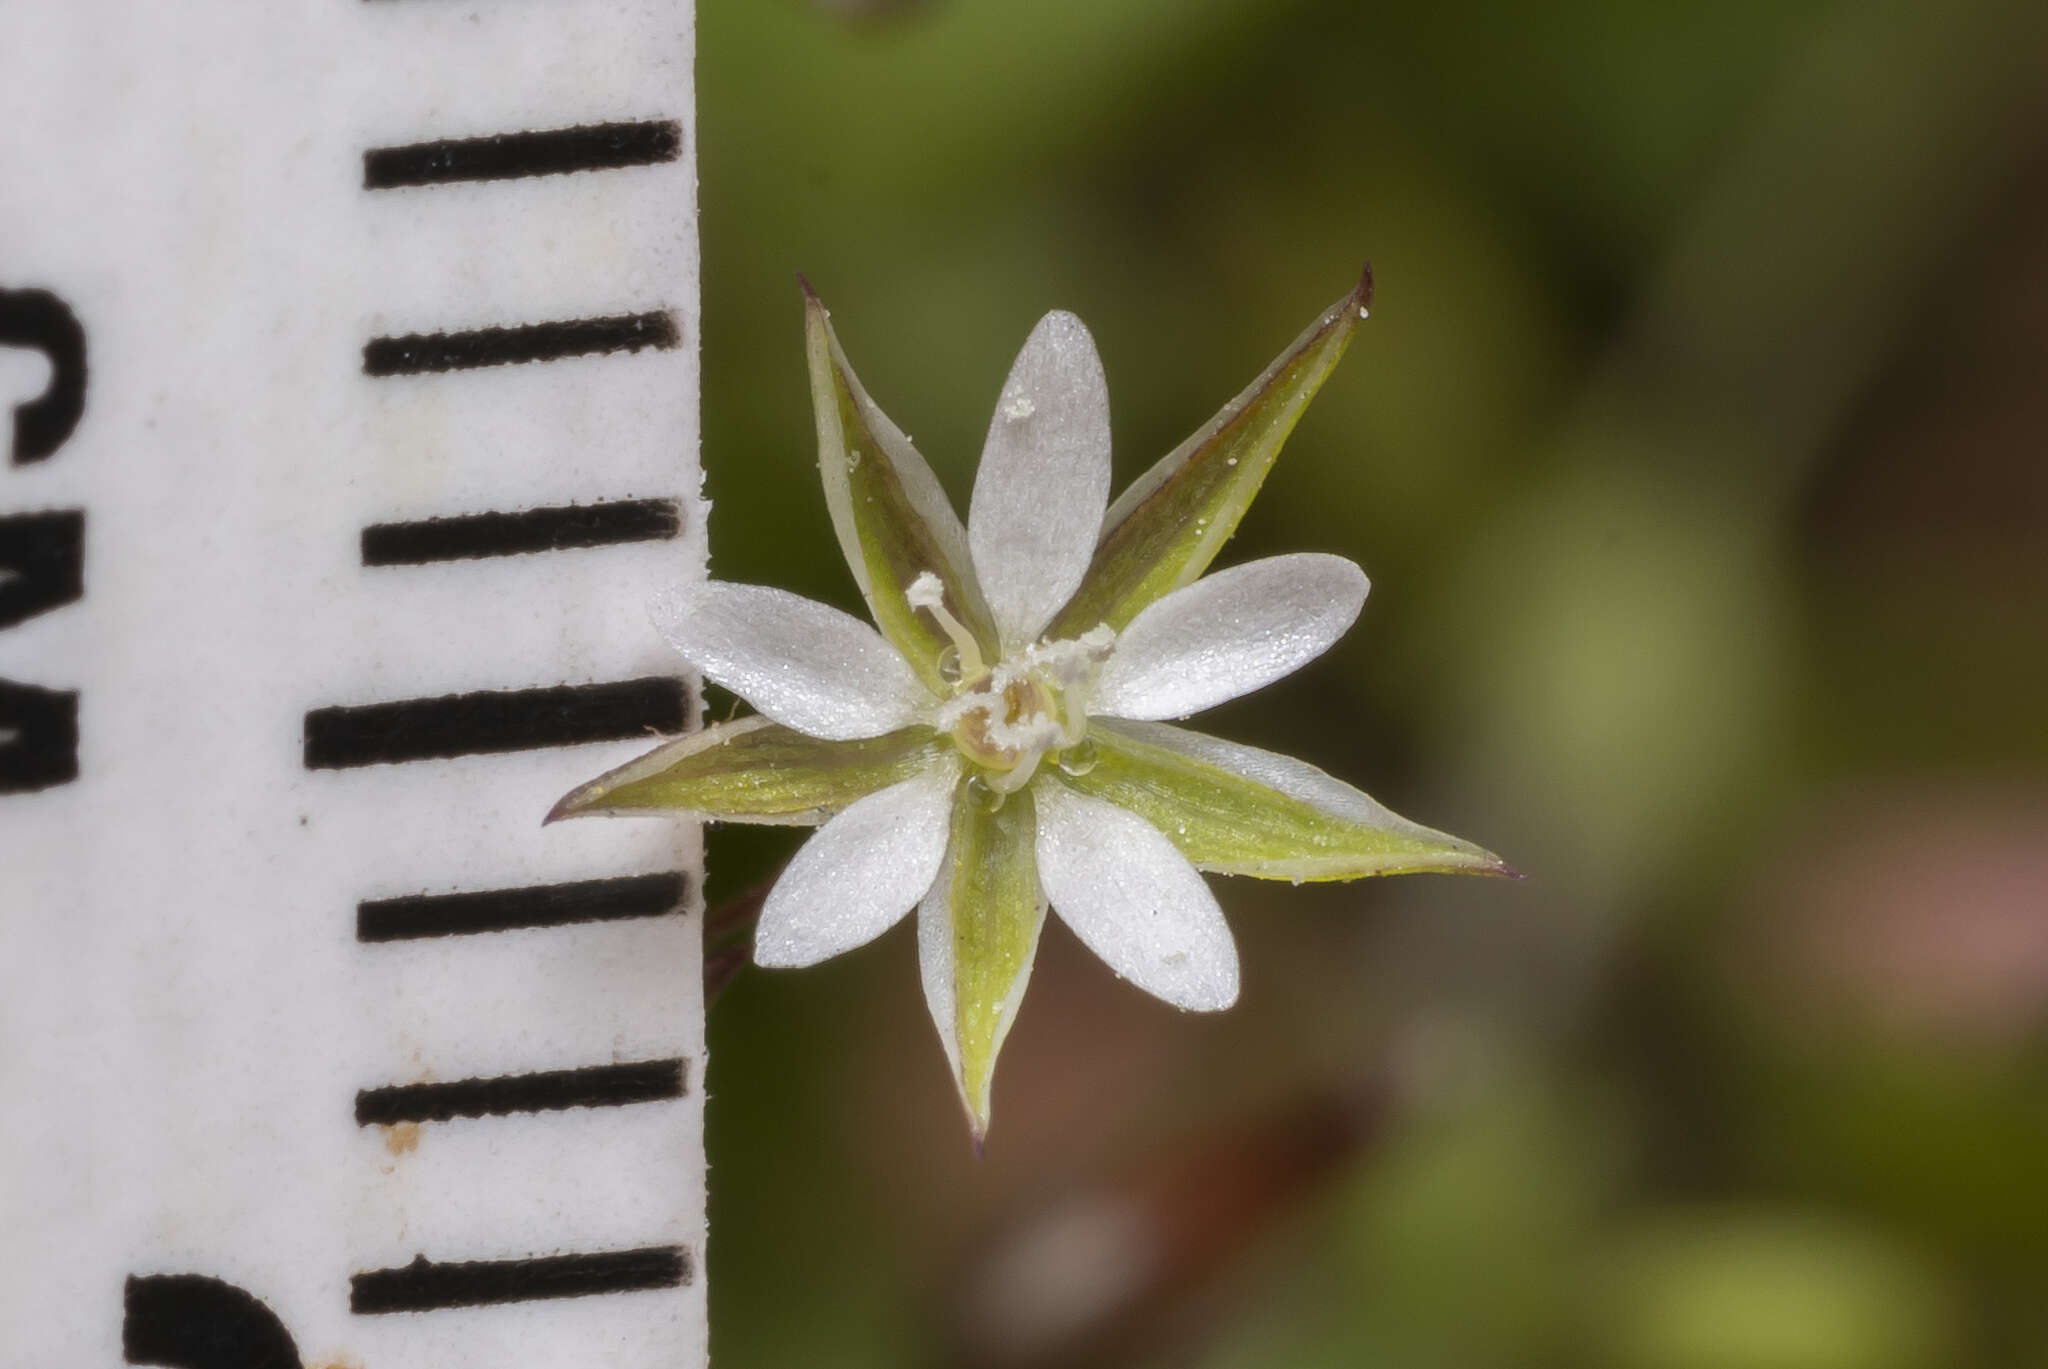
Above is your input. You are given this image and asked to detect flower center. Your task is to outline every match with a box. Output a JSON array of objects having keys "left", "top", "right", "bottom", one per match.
[
  {"left": 948, "top": 674, "right": 1061, "bottom": 774},
  {"left": 910, "top": 572, "right": 1115, "bottom": 796}
]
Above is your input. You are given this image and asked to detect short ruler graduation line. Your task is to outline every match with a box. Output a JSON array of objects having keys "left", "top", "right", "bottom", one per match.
[
  {"left": 356, "top": 1059, "right": 688, "bottom": 1126},
  {"left": 362, "top": 311, "right": 678, "bottom": 377},
  {"left": 352, "top": 1247, "right": 691, "bottom": 1315},
  {"left": 357, "top": 871, "right": 689, "bottom": 942},
  {"left": 362, "top": 498, "right": 683, "bottom": 566},
  {"left": 363, "top": 119, "right": 683, "bottom": 190}
]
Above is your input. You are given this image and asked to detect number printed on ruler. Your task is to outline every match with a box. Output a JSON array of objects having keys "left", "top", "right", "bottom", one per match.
[{"left": 1, "top": 4, "right": 708, "bottom": 1368}]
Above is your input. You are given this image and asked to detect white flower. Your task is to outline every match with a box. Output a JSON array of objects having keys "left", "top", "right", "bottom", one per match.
[{"left": 553, "top": 275, "right": 1509, "bottom": 1139}]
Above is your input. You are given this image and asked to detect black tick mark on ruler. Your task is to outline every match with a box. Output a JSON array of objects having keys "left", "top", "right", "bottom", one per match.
[
  {"left": 351, "top": 1246, "right": 690, "bottom": 1315},
  {"left": 357, "top": 871, "right": 688, "bottom": 941},
  {"left": 362, "top": 498, "right": 681, "bottom": 565},
  {"left": 304, "top": 677, "right": 686, "bottom": 769},
  {"left": 356, "top": 1059, "right": 686, "bottom": 1126},
  {"left": 362, "top": 312, "right": 677, "bottom": 376},
  {"left": 364, "top": 120, "right": 682, "bottom": 189}
]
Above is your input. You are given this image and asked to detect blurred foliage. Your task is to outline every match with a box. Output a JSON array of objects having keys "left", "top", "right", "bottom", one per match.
[{"left": 692, "top": 0, "right": 2048, "bottom": 1364}]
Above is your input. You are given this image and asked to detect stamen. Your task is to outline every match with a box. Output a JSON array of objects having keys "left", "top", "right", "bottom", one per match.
[
  {"left": 983, "top": 747, "right": 1046, "bottom": 794},
  {"left": 1058, "top": 698, "right": 1089, "bottom": 748},
  {"left": 1023, "top": 623, "right": 1115, "bottom": 745},
  {"left": 907, "top": 571, "right": 985, "bottom": 681}
]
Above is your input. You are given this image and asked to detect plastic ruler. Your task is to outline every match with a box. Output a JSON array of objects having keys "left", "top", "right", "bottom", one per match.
[{"left": 1, "top": 3, "right": 708, "bottom": 1367}]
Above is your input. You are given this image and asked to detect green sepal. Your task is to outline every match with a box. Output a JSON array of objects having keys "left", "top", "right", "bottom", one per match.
[
  {"left": 804, "top": 281, "right": 997, "bottom": 691},
  {"left": 1050, "top": 270, "right": 1373, "bottom": 637},
  {"left": 546, "top": 715, "right": 946, "bottom": 825},
  {"left": 920, "top": 778, "right": 1045, "bottom": 1142},
  {"left": 1064, "top": 719, "right": 1513, "bottom": 881}
]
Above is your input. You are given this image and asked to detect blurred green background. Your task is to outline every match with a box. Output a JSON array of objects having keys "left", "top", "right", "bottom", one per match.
[{"left": 690, "top": 0, "right": 2048, "bottom": 1364}]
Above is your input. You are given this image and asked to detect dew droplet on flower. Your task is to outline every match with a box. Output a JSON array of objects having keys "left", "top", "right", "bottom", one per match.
[
  {"left": 847, "top": 448, "right": 863, "bottom": 469},
  {"left": 1056, "top": 739, "right": 1098, "bottom": 777},
  {"left": 966, "top": 773, "right": 1006, "bottom": 813}
]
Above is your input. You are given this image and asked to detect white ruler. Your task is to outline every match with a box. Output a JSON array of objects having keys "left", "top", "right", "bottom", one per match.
[{"left": 1, "top": 4, "right": 708, "bottom": 1368}]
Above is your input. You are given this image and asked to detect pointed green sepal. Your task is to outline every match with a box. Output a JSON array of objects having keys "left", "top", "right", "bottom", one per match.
[
  {"left": 1064, "top": 719, "right": 1514, "bottom": 881},
  {"left": 918, "top": 778, "right": 1046, "bottom": 1142},
  {"left": 546, "top": 715, "right": 947, "bottom": 826},
  {"left": 1050, "top": 269, "right": 1373, "bottom": 637},
  {"left": 804, "top": 280, "right": 997, "bottom": 691}
]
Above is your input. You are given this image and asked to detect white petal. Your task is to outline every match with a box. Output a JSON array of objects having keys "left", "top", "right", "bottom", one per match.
[
  {"left": 755, "top": 763, "right": 956, "bottom": 967},
  {"left": 1033, "top": 781, "right": 1238, "bottom": 1011},
  {"left": 1091, "top": 553, "right": 1368, "bottom": 720},
  {"left": 651, "top": 582, "right": 931, "bottom": 740},
  {"left": 968, "top": 311, "right": 1113, "bottom": 649}
]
